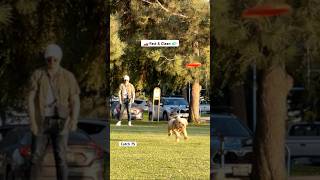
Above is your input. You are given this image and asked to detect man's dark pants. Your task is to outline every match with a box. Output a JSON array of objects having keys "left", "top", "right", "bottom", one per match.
[
  {"left": 118, "top": 98, "right": 131, "bottom": 122},
  {"left": 29, "top": 117, "right": 68, "bottom": 180}
]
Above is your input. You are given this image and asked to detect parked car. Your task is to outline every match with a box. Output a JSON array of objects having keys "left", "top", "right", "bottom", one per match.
[
  {"left": 211, "top": 114, "right": 253, "bottom": 177},
  {"left": 78, "top": 118, "right": 108, "bottom": 152},
  {"left": 0, "top": 120, "right": 109, "bottom": 153},
  {"left": 111, "top": 96, "right": 119, "bottom": 102},
  {"left": 0, "top": 126, "right": 107, "bottom": 180},
  {"left": 134, "top": 99, "right": 149, "bottom": 112},
  {"left": 149, "top": 97, "right": 189, "bottom": 121},
  {"left": 200, "top": 100, "right": 210, "bottom": 114},
  {"left": 286, "top": 122, "right": 320, "bottom": 164},
  {"left": 111, "top": 102, "right": 143, "bottom": 120},
  {"left": 4, "top": 110, "right": 29, "bottom": 125}
]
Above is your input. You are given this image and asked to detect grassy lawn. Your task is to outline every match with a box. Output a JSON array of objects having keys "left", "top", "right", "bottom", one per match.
[{"left": 110, "top": 120, "right": 210, "bottom": 180}]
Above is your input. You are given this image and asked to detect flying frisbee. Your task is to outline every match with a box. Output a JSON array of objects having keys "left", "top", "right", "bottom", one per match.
[
  {"left": 186, "top": 62, "right": 202, "bottom": 68},
  {"left": 242, "top": 4, "right": 291, "bottom": 18}
]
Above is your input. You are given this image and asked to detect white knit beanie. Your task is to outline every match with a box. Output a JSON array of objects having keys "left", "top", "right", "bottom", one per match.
[
  {"left": 124, "top": 75, "right": 130, "bottom": 81},
  {"left": 44, "top": 44, "right": 63, "bottom": 61}
]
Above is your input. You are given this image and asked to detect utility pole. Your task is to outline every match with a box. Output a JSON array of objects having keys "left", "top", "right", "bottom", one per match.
[{"left": 253, "top": 64, "right": 257, "bottom": 132}]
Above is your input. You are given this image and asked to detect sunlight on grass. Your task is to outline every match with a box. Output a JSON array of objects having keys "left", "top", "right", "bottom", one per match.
[{"left": 110, "top": 122, "right": 210, "bottom": 180}]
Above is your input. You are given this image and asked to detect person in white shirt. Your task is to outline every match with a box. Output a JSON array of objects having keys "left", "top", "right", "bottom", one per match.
[{"left": 116, "top": 75, "right": 135, "bottom": 126}]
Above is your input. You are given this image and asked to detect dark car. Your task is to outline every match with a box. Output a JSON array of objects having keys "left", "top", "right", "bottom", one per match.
[
  {"left": 211, "top": 114, "right": 253, "bottom": 177},
  {"left": 111, "top": 102, "right": 143, "bottom": 120},
  {"left": 0, "top": 126, "right": 107, "bottom": 180},
  {"left": 78, "top": 118, "right": 109, "bottom": 152}
]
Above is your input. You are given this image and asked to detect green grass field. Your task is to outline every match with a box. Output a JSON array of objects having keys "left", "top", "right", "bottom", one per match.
[{"left": 110, "top": 120, "right": 210, "bottom": 180}]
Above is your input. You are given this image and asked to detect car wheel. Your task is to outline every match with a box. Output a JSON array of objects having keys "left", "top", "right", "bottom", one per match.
[{"left": 163, "top": 112, "right": 169, "bottom": 121}]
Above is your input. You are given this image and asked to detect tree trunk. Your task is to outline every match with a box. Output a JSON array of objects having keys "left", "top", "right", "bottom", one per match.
[
  {"left": 189, "top": 79, "right": 201, "bottom": 124},
  {"left": 252, "top": 65, "right": 293, "bottom": 180}
]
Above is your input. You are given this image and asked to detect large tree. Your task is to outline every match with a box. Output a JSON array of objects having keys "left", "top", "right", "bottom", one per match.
[{"left": 213, "top": 0, "right": 320, "bottom": 179}]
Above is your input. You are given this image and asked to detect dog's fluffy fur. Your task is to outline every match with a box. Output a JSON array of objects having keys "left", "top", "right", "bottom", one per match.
[{"left": 168, "top": 115, "right": 188, "bottom": 142}]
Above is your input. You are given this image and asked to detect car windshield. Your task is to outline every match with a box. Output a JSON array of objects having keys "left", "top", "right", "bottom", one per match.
[
  {"left": 212, "top": 116, "right": 251, "bottom": 137},
  {"left": 77, "top": 122, "right": 106, "bottom": 135},
  {"left": 289, "top": 124, "right": 320, "bottom": 136},
  {"left": 200, "top": 100, "right": 210, "bottom": 104},
  {"left": 69, "top": 130, "right": 92, "bottom": 144},
  {"left": 134, "top": 100, "right": 145, "bottom": 104},
  {"left": 131, "top": 103, "right": 139, "bottom": 107},
  {"left": 164, "top": 98, "right": 188, "bottom": 106}
]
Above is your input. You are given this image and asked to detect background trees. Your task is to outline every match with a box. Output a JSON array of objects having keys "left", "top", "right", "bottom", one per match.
[{"left": 213, "top": 0, "right": 320, "bottom": 179}]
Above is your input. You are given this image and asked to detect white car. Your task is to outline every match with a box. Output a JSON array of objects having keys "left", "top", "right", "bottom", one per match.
[
  {"left": 149, "top": 97, "right": 189, "bottom": 121},
  {"left": 4, "top": 110, "right": 29, "bottom": 125},
  {"left": 200, "top": 100, "right": 210, "bottom": 114},
  {"left": 286, "top": 122, "right": 320, "bottom": 164}
]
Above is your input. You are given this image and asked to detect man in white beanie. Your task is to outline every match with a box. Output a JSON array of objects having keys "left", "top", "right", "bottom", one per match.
[
  {"left": 116, "top": 75, "right": 135, "bottom": 126},
  {"left": 28, "top": 43, "right": 80, "bottom": 180}
]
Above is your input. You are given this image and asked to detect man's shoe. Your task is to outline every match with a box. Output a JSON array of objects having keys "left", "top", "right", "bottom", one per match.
[
  {"left": 116, "top": 121, "right": 121, "bottom": 126},
  {"left": 128, "top": 121, "right": 132, "bottom": 126}
]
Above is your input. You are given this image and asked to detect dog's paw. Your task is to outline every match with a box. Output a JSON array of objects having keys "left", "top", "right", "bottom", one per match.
[
  {"left": 176, "top": 138, "right": 180, "bottom": 143},
  {"left": 184, "top": 136, "right": 189, "bottom": 140}
]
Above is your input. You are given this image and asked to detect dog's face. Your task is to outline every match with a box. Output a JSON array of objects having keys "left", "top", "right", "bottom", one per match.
[
  {"left": 168, "top": 117, "right": 188, "bottom": 142},
  {"left": 173, "top": 120, "right": 184, "bottom": 129},
  {"left": 173, "top": 117, "right": 188, "bottom": 130}
]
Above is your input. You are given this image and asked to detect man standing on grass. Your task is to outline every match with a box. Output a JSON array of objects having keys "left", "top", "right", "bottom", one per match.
[
  {"left": 28, "top": 44, "right": 80, "bottom": 180},
  {"left": 116, "top": 75, "right": 135, "bottom": 126}
]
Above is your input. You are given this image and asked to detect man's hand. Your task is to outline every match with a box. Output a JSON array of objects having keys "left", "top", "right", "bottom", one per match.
[
  {"left": 28, "top": 90, "right": 37, "bottom": 135},
  {"left": 70, "top": 94, "right": 80, "bottom": 132},
  {"left": 70, "top": 121, "right": 77, "bottom": 131},
  {"left": 31, "top": 124, "right": 39, "bottom": 135},
  {"left": 65, "top": 117, "right": 77, "bottom": 132}
]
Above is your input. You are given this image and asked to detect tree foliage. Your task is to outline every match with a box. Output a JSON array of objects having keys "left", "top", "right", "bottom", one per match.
[
  {"left": 213, "top": 0, "right": 320, "bottom": 179},
  {"left": 110, "top": 0, "right": 210, "bottom": 97},
  {"left": 0, "top": 0, "right": 106, "bottom": 115},
  {"left": 110, "top": 14, "right": 126, "bottom": 70}
]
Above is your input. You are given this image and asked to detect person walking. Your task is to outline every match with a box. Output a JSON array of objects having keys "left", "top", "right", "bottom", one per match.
[
  {"left": 116, "top": 75, "right": 135, "bottom": 126},
  {"left": 28, "top": 44, "right": 80, "bottom": 180}
]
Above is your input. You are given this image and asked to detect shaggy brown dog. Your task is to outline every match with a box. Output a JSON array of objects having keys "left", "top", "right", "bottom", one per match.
[{"left": 168, "top": 116, "right": 188, "bottom": 142}]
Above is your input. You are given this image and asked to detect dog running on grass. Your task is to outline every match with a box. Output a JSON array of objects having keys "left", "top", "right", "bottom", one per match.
[{"left": 168, "top": 115, "right": 189, "bottom": 142}]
